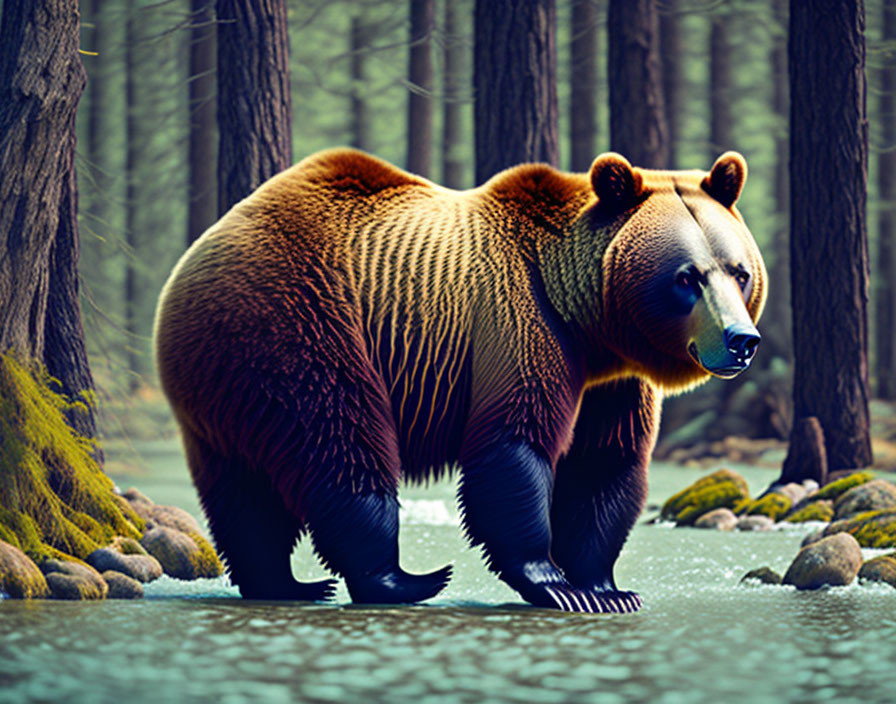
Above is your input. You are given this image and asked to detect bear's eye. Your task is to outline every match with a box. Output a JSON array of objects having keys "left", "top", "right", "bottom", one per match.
[
  {"left": 730, "top": 267, "right": 750, "bottom": 290},
  {"left": 676, "top": 271, "right": 694, "bottom": 290}
]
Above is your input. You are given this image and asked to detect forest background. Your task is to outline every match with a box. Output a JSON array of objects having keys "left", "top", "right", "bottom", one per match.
[{"left": 69, "top": 0, "right": 894, "bottom": 478}]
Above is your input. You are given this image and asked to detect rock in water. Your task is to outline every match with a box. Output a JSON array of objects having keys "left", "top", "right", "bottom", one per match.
[
  {"left": 824, "top": 509, "right": 896, "bottom": 548},
  {"left": 140, "top": 526, "right": 222, "bottom": 580},
  {"left": 41, "top": 559, "right": 108, "bottom": 600},
  {"left": 736, "top": 515, "right": 774, "bottom": 531},
  {"left": 833, "top": 479, "right": 896, "bottom": 520},
  {"left": 660, "top": 469, "right": 750, "bottom": 525},
  {"left": 0, "top": 540, "right": 48, "bottom": 599},
  {"left": 740, "top": 566, "right": 783, "bottom": 585},
  {"left": 694, "top": 508, "right": 738, "bottom": 530},
  {"left": 87, "top": 547, "right": 163, "bottom": 583},
  {"left": 785, "top": 500, "right": 834, "bottom": 523},
  {"left": 782, "top": 533, "right": 862, "bottom": 590},
  {"left": 102, "top": 570, "right": 144, "bottom": 599},
  {"left": 858, "top": 554, "right": 896, "bottom": 588},
  {"left": 743, "top": 493, "right": 792, "bottom": 521},
  {"left": 814, "top": 471, "right": 875, "bottom": 501}
]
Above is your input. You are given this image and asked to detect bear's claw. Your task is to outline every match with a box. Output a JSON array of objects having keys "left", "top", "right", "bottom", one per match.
[
  {"left": 347, "top": 564, "right": 453, "bottom": 605},
  {"left": 543, "top": 586, "right": 642, "bottom": 614}
]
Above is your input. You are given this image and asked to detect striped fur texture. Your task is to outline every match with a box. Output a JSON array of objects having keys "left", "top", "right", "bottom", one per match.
[{"left": 154, "top": 148, "right": 766, "bottom": 610}]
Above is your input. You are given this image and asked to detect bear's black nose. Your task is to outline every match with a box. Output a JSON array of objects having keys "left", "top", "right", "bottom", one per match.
[{"left": 724, "top": 323, "right": 760, "bottom": 364}]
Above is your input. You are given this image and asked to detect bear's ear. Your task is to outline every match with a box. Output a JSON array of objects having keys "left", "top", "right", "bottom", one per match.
[
  {"left": 702, "top": 151, "right": 747, "bottom": 208},
  {"left": 589, "top": 153, "right": 643, "bottom": 212}
]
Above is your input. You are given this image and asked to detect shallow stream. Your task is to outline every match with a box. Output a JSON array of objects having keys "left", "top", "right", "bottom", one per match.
[{"left": 2, "top": 441, "right": 894, "bottom": 703}]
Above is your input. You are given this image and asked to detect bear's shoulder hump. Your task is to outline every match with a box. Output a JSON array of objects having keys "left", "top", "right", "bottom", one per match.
[{"left": 297, "top": 148, "right": 432, "bottom": 196}]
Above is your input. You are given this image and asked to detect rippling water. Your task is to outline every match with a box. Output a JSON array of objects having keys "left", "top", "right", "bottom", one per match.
[{"left": 2, "top": 444, "right": 894, "bottom": 704}]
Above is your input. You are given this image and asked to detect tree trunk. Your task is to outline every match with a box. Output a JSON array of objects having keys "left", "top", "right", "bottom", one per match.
[
  {"left": 709, "top": 9, "right": 733, "bottom": 156},
  {"left": 659, "top": 0, "right": 680, "bottom": 167},
  {"left": 877, "top": 1, "right": 896, "bottom": 399},
  {"left": 124, "top": 0, "right": 141, "bottom": 392},
  {"left": 607, "top": 0, "right": 668, "bottom": 169},
  {"left": 441, "top": 0, "right": 465, "bottom": 188},
  {"left": 216, "top": 0, "right": 292, "bottom": 215},
  {"left": 187, "top": 0, "right": 217, "bottom": 245},
  {"left": 782, "top": 0, "right": 871, "bottom": 478},
  {"left": 569, "top": 0, "right": 598, "bottom": 172},
  {"left": 349, "top": 15, "right": 370, "bottom": 152},
  {"left": 83, "top": 0, "right": 111, "bottom": 237},
  {"left": 474, "top": 0, "right": 558, "bottom": 183},
  {"left": 406, "top": 0, "right": 434, "bottom": 177}
]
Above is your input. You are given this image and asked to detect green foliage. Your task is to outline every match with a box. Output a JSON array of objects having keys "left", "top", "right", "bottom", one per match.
[
  {"left": 661, "top": 469, "right": 751, "bottom": 525},
  {"left": 0, "top": 354, "right": 143, "bottom": 563},
  {"left": 814, "top": 471, "right": 876, "bottom": 501},
  {"left": 744, "top": 493, "right": 791, "bottom": 521}
]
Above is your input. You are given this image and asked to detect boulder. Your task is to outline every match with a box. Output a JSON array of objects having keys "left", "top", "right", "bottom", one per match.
[
  {"left": 140, "top": 526, "right": 222, "bottom": 580},
  {"left": 740, "top": 566, "right": 783, "bottom": 585},
  {"left": 814, "top": 471, "right": 875, "bottom": 501},
  {"left": 694, "top": 507, "right": 738, "bottom": 531},
  {"left": 743, "top": 493, "right": 792, "bottom": 522},
  {"left": 0, "top": 540, "right": 49, "bottom": 599},
  {"left": 833, "top": 479, "right": 896, "bottom": 520},
  {"left": 782, "top": 533, "right": 863, "bottom": 590},
  {"left": 801, "top": 527, "right": 826, "bottom": 547},
  {"left": 102, "top": 570, "right": 144, "bottom": 599},
  {"left": 41, "top": 559, "right": 108, "bottom": 600},
  {"left": 130, "top": 502, "right": 203, "bottom": 535},
  {"left": 736, "top": 515, "right": 774, "bottom": 531},
  {"left": 785, "top": 500, "right": 834, "bottom": 524},
  {"left": 773, "top": 483, "right": 809, "bottom": 507},
  {"left": 86, "top": 547, "right": 162, "bottom": 583},
  {"left": 857, "top": 553, "right": 896, "bottom": 588},
  {"left": 660, "top": 469, "right": 750, "bottom": 525},
  {"left": 824, "top": 508, "right": 896, "bottom": 548}
]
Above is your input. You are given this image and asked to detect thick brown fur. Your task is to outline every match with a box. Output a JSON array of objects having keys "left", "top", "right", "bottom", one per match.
[{"left": 154, "top": 148, "right": 766, "bottom": 608}]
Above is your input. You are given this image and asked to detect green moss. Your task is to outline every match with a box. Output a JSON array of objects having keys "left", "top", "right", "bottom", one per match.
[
  {"left": 814, "top": 471, "right": 876, "bottom": 501},
  {"left": 744, "top": 493, "right": 792, "bottom": 521},
  {"left": 0, "top": 354, "right": 144, "bottom": 563},
  {"left": 187, "top": 531, "right": 223, "bottom": 578},
  {"left": 661, "top": 469, "right": 750, "bottom": 525},
  {"left": 785, "top": 501, "right": 835, "bottom": 523},
  {"left": 826, "top": 509, "right": 896, "bottom": 549}
]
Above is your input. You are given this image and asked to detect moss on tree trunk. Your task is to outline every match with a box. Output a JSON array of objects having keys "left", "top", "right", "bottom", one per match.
[{"left": 0, "top": 355, "right": 143, "bottom": 563}]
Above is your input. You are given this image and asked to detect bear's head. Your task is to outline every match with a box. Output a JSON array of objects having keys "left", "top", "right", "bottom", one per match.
[
  {"left": 593, "top": 152, "right": 766, "bottom": 391},
  {"left": 539, "top": 151, "right": 766, "bottom": 392}
]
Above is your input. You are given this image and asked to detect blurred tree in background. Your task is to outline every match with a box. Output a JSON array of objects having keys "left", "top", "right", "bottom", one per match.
[{"left": 65, "top": 0, "right": 892, "bottom": 478}]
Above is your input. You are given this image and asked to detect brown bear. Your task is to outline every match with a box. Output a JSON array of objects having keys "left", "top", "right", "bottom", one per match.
[{"left": 154, "top": 149, "right": 766, "bottom": 612}]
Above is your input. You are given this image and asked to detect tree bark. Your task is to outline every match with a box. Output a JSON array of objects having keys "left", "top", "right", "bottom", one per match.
[
  {"left": 124, "top": 0, "right": 141, "bottom": 392},
  {"left": 349, "top": 15, "right": 370, "bottom": 152},
  {"left": 607, "top": 0, "right": 668, "bottom": 169},
  {"left": 876, "top": 1, "right": 896, "bottom": 399},
  {"left": 709, "top": 9, "right": 733, "bottom": 157},
  {"left": 659, "top": 0, "right": 680, "bottom": 168},
  {"left": 187, "top": 0, "right": 217, "bottom": 244},
  {"left": 569, "top": 0, "right": 598, "bottom": 172},
  {"left": 441, "top": 0, "right": 465, "bottom": 188},
  {"left": 83, "top": 0, "right": 111, "bottom": 236},
  {"left": 782, "top": 0, "right": 871, "bottom": 477},
  {"left": 0, "top": 0, "right": 97, "bottom": 437},
  {"left": 474, "top": 0, "right": 558, "bottom": 183},
  {"left": 216, "top": 0, "right": 292, "bottom": 215},
  {"left": 406, "top": 0, "right": 434, "bottom": 177}
]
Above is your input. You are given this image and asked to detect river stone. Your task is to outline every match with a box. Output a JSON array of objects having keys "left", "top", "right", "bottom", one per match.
[
  {"left": 123, "top": 487, "right": 154, "bottom": 507},
  {"left": 833, "top": 479, "right": 896, "bottom": 520},
  {"left": 131, "top": 502, "right": 203, "bottom": 535},
  {"left": 140, "top": 526, "right": 222, "bottom": 580},
  {"left": 775, "top": 483, "right": 809, "bottom": 507},
  {"left": 660, "top": 469, "right": 750, "bottom": 525},
  {"left": 86, "top": 547, "right": 162, "bottom": 583},
  {"left": 783, "top": 533, "right": 863, "bottom": 590},
  {"left": 857, "top": 553, "right": 896, "bottom": 588},
  {"left": 41, "top": 559, "right": 108, "bottom": 600},
  {"left": 736, "top": 515, "right": 774, "bottom": 531},
  {"left": 801, "top": 527, "right": 826, "bottom": 547},
  {"left": 102, "top": 570, "right": 144, "bottom": 599},
  {"left": 823, "top": 508, "right": 896, "bottom": 548},
  {"left": 694, "top": 507, "right": 738, "bottom": 531},
  {"left": 740, "top": 566, "right": 782, "bottom": 585},
  {"left": 0, "top": 540, "right": 49, "bottom": 599},
  {"left": 785, "top": 500, "right": 834, "bottom": 524}
]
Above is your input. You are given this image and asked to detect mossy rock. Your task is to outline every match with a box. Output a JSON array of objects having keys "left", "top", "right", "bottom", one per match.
[
  {"left": 102, "top": 570, "right": 144, "bottom": 599},
  {"left": 41, "top": 559, "right": 108, "bottom": 600},
  {"left": 0, "top": 540, "right": 48, "bottom": 598},
  {"left": 743, "top": 493, "right": 792, "bottom": 521},
  {"left": 783, "top": 533, "right": 862, "bottom": 589},
  {"left": 833, "top": 479, "right": 896, "bottom": 520},
  {"left": 140, "top": 526, "right": 222, "bottom": 580},
  {"left": 858, "top": 553, "right": 896, "bottom": 588},
  {"left": 814, "top": 471, "right": 875, "bottom": 501},
  {"left": 824, "top": 508, "right": 896, "bottom": 548},
  {"left": 661, "top": 469, "right": 750, "bottom": 526},
  {"left": 785, "top": 500, "right": 834, "bottom": 523},
  {"left": 0, "top": 355, "right": 144, "bottom": 563}
]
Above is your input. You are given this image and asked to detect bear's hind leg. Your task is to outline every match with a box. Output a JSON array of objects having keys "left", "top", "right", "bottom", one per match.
[
  {"left": 184, "top": 431, "right": 336, "bottom": 601},
  {"left": 305, "top": 483, "right": 452, "bottom": 604}
]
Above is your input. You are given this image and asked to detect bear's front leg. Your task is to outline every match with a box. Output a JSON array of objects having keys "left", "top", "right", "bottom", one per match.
[
  {"left": 459, "top": 436, "right": 632, "bottom": 613},
  {"left": 550, "top": 378, "right": 659, "bottom": 613}
]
